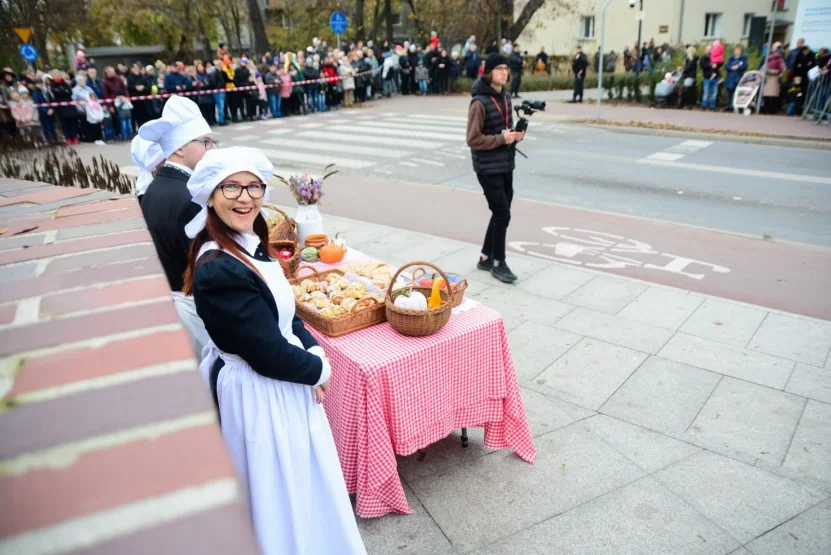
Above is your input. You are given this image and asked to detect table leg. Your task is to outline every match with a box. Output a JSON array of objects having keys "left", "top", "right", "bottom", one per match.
[{"left": 461, "top": 428, "right": 469, "bottom": 448}]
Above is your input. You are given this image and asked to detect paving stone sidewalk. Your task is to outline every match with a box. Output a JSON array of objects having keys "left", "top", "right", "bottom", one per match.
[{"left": 317, "top": 211, "right": 831, "bottom": 555}]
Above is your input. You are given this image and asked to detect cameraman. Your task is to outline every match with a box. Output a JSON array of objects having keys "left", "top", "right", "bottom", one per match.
[{"left": 466, "top": 53, "right": 525, "bottom": 284}]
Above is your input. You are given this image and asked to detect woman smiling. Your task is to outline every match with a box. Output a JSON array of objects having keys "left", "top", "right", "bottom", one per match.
[{"left": 182, "top": 147, "right": 366, "bottom": 555}]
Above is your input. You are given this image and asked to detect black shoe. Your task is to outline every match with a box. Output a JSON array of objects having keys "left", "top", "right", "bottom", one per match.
[
  {"left": 568, "top": 99, "right": 577, "bottom": 103},
  {"left": 477, "top": 256, "right": 494, "bottom": 271},
  {"left": 491, "top": 263, "right": 518, "bottom": 283}
]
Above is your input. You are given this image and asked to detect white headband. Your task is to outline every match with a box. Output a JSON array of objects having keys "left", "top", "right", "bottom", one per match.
[{"left": 184, "top": 147, "right": 274, "bottom": 239}]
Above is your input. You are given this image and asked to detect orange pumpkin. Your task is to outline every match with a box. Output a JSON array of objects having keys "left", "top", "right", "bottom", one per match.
[{"left": 319, "top": 240, "right": 345, "bottom": 264}]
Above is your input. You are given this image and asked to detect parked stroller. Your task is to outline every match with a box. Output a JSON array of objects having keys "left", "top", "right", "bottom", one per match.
[
  {"left": 733, "top": 70, "right": 763, "bottom": 115},
  {"left": 654, "top": 69, "right": 684, "bottom": 108}
]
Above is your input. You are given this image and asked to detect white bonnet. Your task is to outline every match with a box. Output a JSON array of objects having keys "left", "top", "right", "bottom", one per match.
[{"left": 130, "top": 135, "right": 164, "bottom": 197}]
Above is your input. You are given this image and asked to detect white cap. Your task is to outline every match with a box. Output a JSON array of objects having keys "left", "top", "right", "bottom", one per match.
[
  {"left": 138, "top": 95, "right": 211, "bottom": 158},
  {"left": 184, "top": 147, "right": 274, "bottom": 239},
  {"left": 130, "top": 135, "right": 164, "bottom": 197}
]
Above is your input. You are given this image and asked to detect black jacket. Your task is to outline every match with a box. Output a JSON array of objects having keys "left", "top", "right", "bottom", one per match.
[
  {"left": 572, "top": 53, "right": 588, "bottom": 75},
  {"left": 193, "top": 249, "right": 323, "bottom": 406},
  {"left": 139, "top": 165, "right": 201, "bottom": 292},
  {"left": 700, "top": 55, "right": 718, "bottom": 79},
  {"left": 470, "top": 78, "right": 515, "bottom": 175},
  {"left": 303, "top": 67, "right": 321, "bottom": 92},
  {"left": 126, "top": 72, "right": 149, "bottom": 97},
  {"left": 508, "top": 52, "right": 524, "bottom": 73},
  {"left": 683, "top": 56, "right": 699, "bottom": 80},
  {"left": 50, "top": 80, "right": 78, "bottom": 119}
]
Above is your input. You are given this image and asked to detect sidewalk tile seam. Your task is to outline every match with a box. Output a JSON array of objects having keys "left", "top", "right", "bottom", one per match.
[
  {"left": 742, "top": 496, "right": 831, "bottom": 550},
  {"left": 399, "top": 481, "right": 457, "bottom": 552},
  {"left": 684, "top": 375, "right": 725, "bottom": 435},
  {"left": 595, "top": 356, "right": 651, "bottom": 414},
  {"left": 779, "top": 398, "right": 810, "bottom": 467},
  {"left": 613, "top": 282, "right": 651, "bottom": 316},
  {"left": 528, "top": 328, "right": 585, "bottom": 383},
  {"left": 745, "top": 312, "right": 771, "bottom": 350}
]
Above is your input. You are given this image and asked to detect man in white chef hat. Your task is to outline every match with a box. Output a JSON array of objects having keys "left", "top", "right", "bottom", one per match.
[{"left": 137, "top": 95, "right": 215, "bottom": 355}]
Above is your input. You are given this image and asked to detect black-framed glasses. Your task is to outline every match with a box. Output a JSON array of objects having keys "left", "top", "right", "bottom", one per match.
[
  {"left": 191, "top": 138, "right": 219, "bottom": 149},
  {"left": 217, "top": 182, "right": 267, "bottom": 199}
]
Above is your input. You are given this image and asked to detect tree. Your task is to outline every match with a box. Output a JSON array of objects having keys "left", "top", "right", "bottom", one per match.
[
  {"left": 246, "top": 0, "right": 270, "bottom": 54},
  {"left": 0, "top": 0, "right": 90, "bottom": 67}
]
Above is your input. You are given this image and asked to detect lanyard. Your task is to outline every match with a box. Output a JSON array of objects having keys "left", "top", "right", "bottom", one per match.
[{"left": 490, "top": 95, "right": 510, "bottom": 130}]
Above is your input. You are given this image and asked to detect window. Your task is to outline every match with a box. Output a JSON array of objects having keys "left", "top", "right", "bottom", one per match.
[
  {"left": 704, "top": 13, "right": 722, "bottom": 38},
  {"left": 580, "top": 16, "right": 595, "bottom": 39},
  {"left": 272, "top": 9, "right": 292, "bottom": 29},
  {"left": 390, "top": 11, "right": 401, "bottom": 25},
  {"left": 743, "top": 13, "right": 754, "bottom": 37}
]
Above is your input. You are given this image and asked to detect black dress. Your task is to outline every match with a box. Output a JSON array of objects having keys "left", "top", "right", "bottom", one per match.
[{"left": 139, "top": 165, "right": 201, "bottom": 292}]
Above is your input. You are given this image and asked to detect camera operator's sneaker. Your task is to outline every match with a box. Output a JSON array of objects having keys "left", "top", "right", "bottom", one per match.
[
  {"left": 477, "top": 256, "right": 494, "bottom": 271},
  {"left": 491, "top": 262, "right": 518, "bottom": 283}
]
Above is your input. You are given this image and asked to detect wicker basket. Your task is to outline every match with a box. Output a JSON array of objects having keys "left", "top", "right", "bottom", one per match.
[
  {"left": 263, "top": 204, "right": 300, "bottom": 276},
  {"left": 290, "top": 265, "right": 387, "bottom": 337},
  {"left": 386, "top": 261, "right": 454, "bottom": 337}
]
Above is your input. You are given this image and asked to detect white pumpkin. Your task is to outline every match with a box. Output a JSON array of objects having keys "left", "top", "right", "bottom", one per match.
[{"left": 394, "top": 290, "right": 428, "bottom": 311}]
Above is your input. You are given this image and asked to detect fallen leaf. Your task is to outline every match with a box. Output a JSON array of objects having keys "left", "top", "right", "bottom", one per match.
[
  {"left": 536, "top": 379, "right": 546, "bottom": 385},
  {"left": 697, "top": 535, "right": 707, "bottom": 543},
  {"left": 408, "top": 533, "right": 416, "bottom": 540},
  {"left": 561, "top": 463, "right": 566, "bottom": 471},
  {"left": 715, "top": 413, "right": 720, "bottom": 419},
  {"left": 803, "top": 447, "right": 810, "bottom": 454},
  {"left": 714, "top": 320, "right": 723, "bottom": 326},
  {"left": 789, "top": 532, "right": 799, "bottom": 541}
]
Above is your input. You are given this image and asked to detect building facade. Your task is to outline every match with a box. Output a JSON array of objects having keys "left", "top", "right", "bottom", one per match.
[{"left": 517, "top": 0, "right": 803, "bottom": 58}]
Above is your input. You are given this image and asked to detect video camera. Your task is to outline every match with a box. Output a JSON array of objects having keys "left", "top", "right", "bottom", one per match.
[{"left": 514, "top": 100, "right": 546, "bottom": 134}]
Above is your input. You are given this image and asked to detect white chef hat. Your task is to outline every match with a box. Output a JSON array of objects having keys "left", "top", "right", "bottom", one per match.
[
  {"left": 137, "top": 95, "right": 212, "bottom": 158},
  {"left": 184, "top": 147, "right": 274, "bottom": 239},
  {"left": 130, "top": 135, "right": 164, "bottom": 197}
]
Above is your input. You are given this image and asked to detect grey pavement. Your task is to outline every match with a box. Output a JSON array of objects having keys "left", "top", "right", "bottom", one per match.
[{"left": 306, "top": 209, "right": 831, "bottom": 554}]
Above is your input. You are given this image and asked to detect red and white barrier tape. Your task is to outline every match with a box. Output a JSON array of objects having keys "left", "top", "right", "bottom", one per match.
[{"left": 0, "top": 69, "right": 377, "bottom": 110}]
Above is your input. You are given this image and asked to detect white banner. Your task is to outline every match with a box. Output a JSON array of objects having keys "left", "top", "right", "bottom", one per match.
[{"left": 791, "top": 0, "right": 831, "bottom": 50}]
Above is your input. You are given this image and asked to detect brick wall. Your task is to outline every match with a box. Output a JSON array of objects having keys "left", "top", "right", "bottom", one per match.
[{"left": 0, "top": 178, "right": 259, "bottom": 554}]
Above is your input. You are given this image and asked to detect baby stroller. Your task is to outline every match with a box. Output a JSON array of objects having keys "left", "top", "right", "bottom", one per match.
[
  {"left": 733, "top": 70, "right": 762, "bottom": 115},
  {"left": 654, "top": 69, "right": 683, "bottom": 108}
]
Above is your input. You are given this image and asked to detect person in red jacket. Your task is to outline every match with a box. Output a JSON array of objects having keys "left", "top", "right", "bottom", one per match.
[
  {"left": 320, "top": 57, "right": 339, "bottom": 110},
  {"left": 102, "top": 66, "right": 127, "bottom": 138}
]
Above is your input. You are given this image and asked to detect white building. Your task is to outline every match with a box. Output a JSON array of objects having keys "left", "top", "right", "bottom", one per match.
[{"left": 517, "top": 0, "right": 811, "bottom": 59}]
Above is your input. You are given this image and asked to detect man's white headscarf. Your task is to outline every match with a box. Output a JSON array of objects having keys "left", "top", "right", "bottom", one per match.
[
  {"left": 184, "top": 147, "right": 274, "bottom": 239},
  {"left": 138, "top": 95, "right": 211, "bottom": 158},
  {"left": 130, "top": 136, "right": 164, "bottom": 197}
]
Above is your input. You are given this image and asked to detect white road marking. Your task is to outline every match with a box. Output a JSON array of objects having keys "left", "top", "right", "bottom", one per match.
[
  {"left": 258, "top": 148, "right": 375, "bottom": 169},
  {"left": 348, "top": 120, "right": 464, "bottom": 133},
  {"left": 298, "top": 122, "right": 325, "bottom": 128},
  {"left": 262, "top": 137, "right": 411, "bottom": 158},
  {"left": 267, "top": 128, "right": 292, "bottom": 135},
  {"left": 400, "top": 161, "right": 418, "bottom": 167},
  {"left": 409, "top": 114, "right": 468, "bottom": 123},
  {"left": 262, "top": 118, "right": 285, "bottom": 125},
  {"left": 233, "top": 124, "right": 254, "bottom": 131},
  {"left": 679, "top": 139, "right": 713, "bottom": 148},
  {"left": 298, "top": 130, "right": 440, "bottom": 149},
  {"left": 411, "top": 158, "right": 445, "bottom": 167},
  {"left": 646, "top": 152, "right": 686, "bottom": 161},
  {"left": 119, "top": 165, "right": 138, "bottom": 177},
  {"left": 637, "top": 159, "right": 831, "bottom": 185},
  {"left": 435, "top": 151, "right": 467, "bottom": 159},
  {"left": 373, "top": 168, "right": 394, "bottom": 174},
  {"left": 330, "top": 124, "right": 464, "bottom": 142}
]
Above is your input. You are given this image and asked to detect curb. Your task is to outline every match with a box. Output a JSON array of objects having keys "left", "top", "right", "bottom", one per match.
[{"left": 580, "top": 122, "right": 831, "bottom": 151}]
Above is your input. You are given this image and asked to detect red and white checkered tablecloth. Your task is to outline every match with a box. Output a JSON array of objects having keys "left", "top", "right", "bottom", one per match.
[{"left": 309, "top": 303, "right": 537, "bottom": 518}]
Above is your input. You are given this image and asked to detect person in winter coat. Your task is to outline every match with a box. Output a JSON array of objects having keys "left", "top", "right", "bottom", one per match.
[
  {"left": 33, "top": 77, "right": 57, "bottom": 141},
  {"left": 415, "top": 59, "right": 429, "bottom": 95},
  {"left": 570, "top": 45, "right": 589, "bottom": 103},
  {"left": 450, "top": 51, "right": 462, "bottom": 84},
  {"left": 194, "top": 63, "right": 216, "bottom": 125},
  {"left": 50, "top": 72, "right": 79, "bottom": 143},
  {"left": 699, "top": 45, "right": 719, "bottom": 111},
  {"left": 466, "top": 53, "right": 525, "bottom": 284},
  {"left": 465, "top": 44, "right": 481, "bottom": 80},
  {"left": 724, "top": 46, "right": 748, "bottom": 111},
  {"left": 82, "top": 92, "right": 105, "bottom": 144},
  {"left": 320, "top": 58, "right": 339, "bottom": 109},
  {"left": 264, "top": 64, "right": 282, "bottom": 118},
  {"left": 127, "top": 64, "right": 152, "bottom": 127},
  {"left": 507, "top": 44, "right": 524, "bottom": 99},
  {"left": 681, "top": 46, "right": 699, "bottom": 110},
  {"left": 436, "top": 49, "right": 451, "bottom": 94},
  {"left": 234, "top": 58, "right": 253, "bottom": 121},
  {"left": 278, "top": 67, "right": 292, "bottom": 114},
  {"left": 72, "top": 75, "right": 96, "bottom": 142},
  {"left": 339, "top": 58, "right": 355, "bottom": 107},
  {"left": 9, "top": 88, "right": 40, "bottom": 141},
  {"left": 623, "top": 47, "right": 634, "bottom": 73},
  {"left": 763, "top": 42, "right": 786, "bottom": 114},
  {"left": 102, "top": 66, "right": 127, "bottom": 137},
  {"left": 303, "top": 60, "right": 321, "bottom": 113}
]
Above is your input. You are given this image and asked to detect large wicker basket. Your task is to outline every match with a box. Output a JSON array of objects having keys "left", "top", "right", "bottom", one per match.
[
  {"left": 385, "top": 261, "right": 454, "bottom": 337},
  {"left": 263, "top": 204, "right": 300, "bottom": 277},
  {"left": 290, "top": 265, "right": 387, "bottom": 337}
]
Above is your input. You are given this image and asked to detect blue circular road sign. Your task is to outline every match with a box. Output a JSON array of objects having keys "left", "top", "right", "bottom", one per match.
[
  {"left": 329, "top": 11, "right": 348, "bottom": 35},
  {"left": 19, "top": 44, "right": 39, "bottom": 63}
]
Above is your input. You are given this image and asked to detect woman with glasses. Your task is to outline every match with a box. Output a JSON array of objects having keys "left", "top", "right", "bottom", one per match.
[
  {"left": 466, "top": 53, "right": 524, "bottom": 284},
  {"left": 137, "top": 95, "right": 217, "bottom": 355},
  {"left": 182, "top": 146, "right": 367, "bottom": 555}
]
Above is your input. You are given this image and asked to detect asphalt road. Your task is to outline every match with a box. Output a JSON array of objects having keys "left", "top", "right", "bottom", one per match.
[{"left": 70, "top": 93, "right": 831, "bottom": 317}]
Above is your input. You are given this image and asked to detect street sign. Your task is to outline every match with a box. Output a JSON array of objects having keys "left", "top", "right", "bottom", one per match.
[
  {"left": 329, "top": 11, "right": 348, "bottom": 35},
  {"left": 14, "top": 27, "right": 32, "bottom": 43},
  {"left": 19, "top": 44, "right": 38, "bottom": 62}
]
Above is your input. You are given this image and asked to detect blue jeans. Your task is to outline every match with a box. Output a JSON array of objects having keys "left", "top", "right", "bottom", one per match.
[
  {"left": 269, "top": 95, "right": 281, "bottom": 117},
  {"left": 317, "top": 90, "right": 326, "bottom": 112},
  {"left": 214, "top": 92, "right": 226, "bottom": 124},
  {"left": 120, "top": 116, "right": 133, "bottom": 138},
  {"left": 40, "top": 114, "right": 57, "bottom": 140},
  {"left": 307, "top": 90, "right": 319, "bottom": 112},
  {"left": 103, "top": 118, "right": 115, "bottom": 139},
  {"left": 419, "top": 80, "right": 428, "bottom": 94},
  {"left": 702, "top": 78, "right": 718, "bottom": 109}
]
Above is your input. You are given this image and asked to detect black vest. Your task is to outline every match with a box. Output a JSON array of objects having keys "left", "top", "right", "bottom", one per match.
[{"left": 470, "top": 91, "right": 515, "bottom": 175}]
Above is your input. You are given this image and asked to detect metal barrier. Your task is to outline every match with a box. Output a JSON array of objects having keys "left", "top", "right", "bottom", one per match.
[{"left": 801, "top": 73, "right": 831, "bottom": 125}]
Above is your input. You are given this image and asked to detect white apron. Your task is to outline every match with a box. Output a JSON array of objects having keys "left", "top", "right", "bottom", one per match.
[
  {"left": 171, "top": 291, "right": 210, "bottom": 357},
  {"left": 197, "top": 243, "right": 366, "bottom": 555}
]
